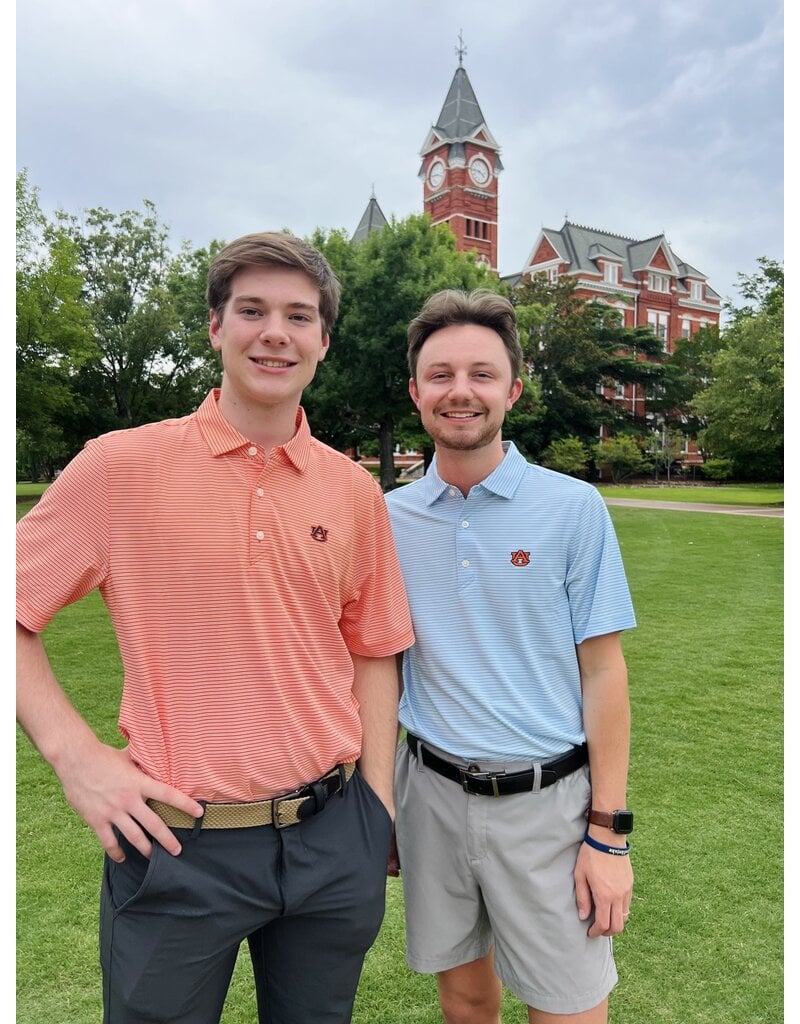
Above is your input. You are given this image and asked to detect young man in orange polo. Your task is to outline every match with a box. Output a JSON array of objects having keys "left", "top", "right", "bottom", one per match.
[{"left": 16, "top": 232, "right": 414, "bottom": 1024}]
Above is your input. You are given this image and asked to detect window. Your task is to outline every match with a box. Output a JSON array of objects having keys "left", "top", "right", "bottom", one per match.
[
  {"left": 681, "top": 319, "right": 692, "bottom": 339},
  {"left": 690, "top": 281, "right": 704, "bottom": 301},
  {"left": 614, "top": 380, "right": 626, "bottom": 399},
  {"left": 603, "top": 262, "right": 620, "bottom": 284},
  {"left": 548, "top": 266, "right": 559, "bottom": 283},
  {"left": 649, "top": 273, "right": 670, "bottom": 293},
  {"left": 648, "top": 311, "right": 670, "bottom": 348}
]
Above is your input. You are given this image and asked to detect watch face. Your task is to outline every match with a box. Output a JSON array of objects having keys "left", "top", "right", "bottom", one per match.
[
  {"left": 469, "top": 158, "right": 490, "bottom": 186},
  {"left": 613, "top": 810, "right": 634, "bottom": 834},
  {"left": 428, "top": 161, "right": 445, "bottom": 188}
]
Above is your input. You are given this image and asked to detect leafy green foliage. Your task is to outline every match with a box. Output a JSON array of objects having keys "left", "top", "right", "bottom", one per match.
[
  {"left": 305, "top": 216, "right": 504, "bottom": 489},
  {"left": 512, "top": 274, "right": 664, "bottom": 458},
  {"left": 595, "top": 435, "right": 652, "bottom": 483},
  {"left": 693, "top": 259, "right": 783, "bottom": 480},
  {"left": 540, "top": 435, "right": 589, "bottom": 477}
]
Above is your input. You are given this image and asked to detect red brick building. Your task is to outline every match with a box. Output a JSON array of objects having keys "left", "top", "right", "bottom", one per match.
[{"left": 353, "top": 56, "right": 723, "bottom": 470}]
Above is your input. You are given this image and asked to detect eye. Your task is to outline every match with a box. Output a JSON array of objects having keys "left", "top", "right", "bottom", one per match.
[
  {"left": 289, "top": 313, "right": 312, "bottom": 322},
  {"left": 240, "top": 307, "right": 262, "bottom": 317}
]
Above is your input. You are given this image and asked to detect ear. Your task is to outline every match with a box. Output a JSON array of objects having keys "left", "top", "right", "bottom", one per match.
[
  {"left": 409, "top": 377, "right": 421, "bottom": 409},
  {"left": 209, "top": 309, "right": 222, "bottom": 352},
  {"left": 505, "top": 377, "right": 524, "bottom": 411},
  {"left": 318, "top": 334, "right": 330, "bottom": 361}
]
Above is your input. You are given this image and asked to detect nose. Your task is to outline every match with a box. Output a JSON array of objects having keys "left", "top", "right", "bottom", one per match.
[
  {"left": 446, "top": 372, "right": 475, "bottom": 401},
  {"left": 257, "top": 314, "right": 290, "bottom": 346}
]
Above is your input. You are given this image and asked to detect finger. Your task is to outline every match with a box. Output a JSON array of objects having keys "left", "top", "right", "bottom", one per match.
[
  {"left": 574, "top": 875, "right": 592, "bottom": 921},
  {"left": 95, "top": 822, "right": 129, "bottom": 864},
  {"left": 113, "top": 815, "right": 156, "bottom": 860},
  {"left": 148, "top": 782, "right": 204, "bottom": 819}
]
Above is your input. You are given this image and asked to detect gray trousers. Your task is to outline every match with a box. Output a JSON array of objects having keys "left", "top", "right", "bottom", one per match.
[{"left": 100, "top": 770, "right": 392, "bottom": 1023}]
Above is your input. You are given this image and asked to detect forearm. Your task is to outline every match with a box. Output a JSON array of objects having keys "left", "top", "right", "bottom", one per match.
[
  {"left": 351, "top": 653, "right": 401, "bottom": 817},
  {"left": 577, "top": 632, "right": 631, "bottom": 824},
  {"left": 16, "top": 622, "right": 103, "bottom": 778}
]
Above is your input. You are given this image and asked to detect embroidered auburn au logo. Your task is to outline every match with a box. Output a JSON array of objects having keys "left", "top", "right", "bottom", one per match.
[
  {"left": 510, "top": 549, "right": 531, "bottom": 567},
  {"left": 310, "top": 525, "right": 329, "bottom": 542}
]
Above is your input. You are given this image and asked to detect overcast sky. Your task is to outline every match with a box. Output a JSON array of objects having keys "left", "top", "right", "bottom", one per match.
[{"left": 16, "top": 0, "right": 783, "bottom": 312}]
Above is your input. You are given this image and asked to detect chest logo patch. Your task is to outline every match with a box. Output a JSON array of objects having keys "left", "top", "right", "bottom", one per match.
[
  {"left": 510, "top": 549, "right": 531, "bottom": 567},
  {"left": 311, "top": 525, "right": 329, "bottom": 542}
]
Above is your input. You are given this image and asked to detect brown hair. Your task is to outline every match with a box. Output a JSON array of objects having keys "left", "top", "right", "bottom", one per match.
[
  {"left": 207, "top": 232, "right": 341, "bottom": 336},
  {"left": 407, "top": 289, "right": 523, "bottom": 380}
]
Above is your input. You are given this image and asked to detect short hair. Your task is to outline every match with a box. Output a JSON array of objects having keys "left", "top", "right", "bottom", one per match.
[
  {"left": 407, "top": 289, "right": 523, "bottom": 381},
  {"left": 207, "top": 232, "right": 341, "bottom": 336}
]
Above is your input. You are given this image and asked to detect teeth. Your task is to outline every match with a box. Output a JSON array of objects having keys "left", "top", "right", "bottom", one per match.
[
  {"left": 443, "top": 412, "right": 478, "bottom": 418},
  {"left": 253, "top": 359, "right": 291, "bottom": 367}
]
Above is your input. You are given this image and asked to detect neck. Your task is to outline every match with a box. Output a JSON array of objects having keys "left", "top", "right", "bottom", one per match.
[
  {"left": 216, "top": 390, "right": 300, "bottom": 450},
  {"left": 435, "top": 439, "right": 507, "bottom": 496}
]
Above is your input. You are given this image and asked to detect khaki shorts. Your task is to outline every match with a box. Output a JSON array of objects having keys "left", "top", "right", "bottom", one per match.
[{"left": 394, "top": 741, "right": 617, "bottom": 1015}]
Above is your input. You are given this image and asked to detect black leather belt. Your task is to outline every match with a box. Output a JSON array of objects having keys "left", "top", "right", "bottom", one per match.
[{"left": 406, "top": 734, "right": 587, "bottom": 796}]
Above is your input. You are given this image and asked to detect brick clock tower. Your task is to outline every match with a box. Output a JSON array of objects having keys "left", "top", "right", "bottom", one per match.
[{"left": 420, "top": 38, "right": 502, "bottom": 270}]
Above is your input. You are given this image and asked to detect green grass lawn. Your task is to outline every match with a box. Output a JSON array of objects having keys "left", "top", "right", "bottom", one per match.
[
  {"left": 595, "top": 482, "right": 783, "bottom": 506},
  {"left": 16, "top": 505, "right": 783, "bottom": 1023}
]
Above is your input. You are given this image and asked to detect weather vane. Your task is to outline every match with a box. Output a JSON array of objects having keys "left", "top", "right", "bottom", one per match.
[{"left": 455, "top": 29, "right": 467, "bottom": 66}]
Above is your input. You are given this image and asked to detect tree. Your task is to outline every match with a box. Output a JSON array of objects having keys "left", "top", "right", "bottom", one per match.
[
  {"left": 594, "top": 436, "right": 652, "bottom": 484},
  {"left": 692, "top": 259, "right": 783, "bottom": 480},
  {"left": 540, "top": 436, "right": 589, "bottom": 478},
  {"left": 57, "top": 202, "right": 214, "bottom": 436},
  {"left": 16, "top": 171, "right": 93, "bottom": 479},
  {"left": 306, "top": 215, "right": 508, "bottom": 490},
  {"left": 513, "top": 275, "right": 664, "bottom": 460}
]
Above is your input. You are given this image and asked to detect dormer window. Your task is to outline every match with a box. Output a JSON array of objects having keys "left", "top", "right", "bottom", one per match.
[
  {"left": 649, "top": 273, "right": 670, "bottom": 293},
  {"left": 603, "top": 262, "right": 620, "bottom": 284},
  {"left": 690, "top": 281, "right": 704, "bottom": 301}
]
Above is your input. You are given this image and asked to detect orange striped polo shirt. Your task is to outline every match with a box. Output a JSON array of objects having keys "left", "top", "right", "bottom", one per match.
[{"left": 16, "top": 390, "right": 415, "bottom": 801}]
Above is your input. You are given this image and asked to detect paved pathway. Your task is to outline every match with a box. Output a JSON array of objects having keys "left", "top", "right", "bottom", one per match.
[{"left": 603, "top": 497, "right": 784, "bottom": 518}]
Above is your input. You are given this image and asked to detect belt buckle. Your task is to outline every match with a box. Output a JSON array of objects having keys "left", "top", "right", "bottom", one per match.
[
  {"left": 272, "top": 786, "right": 307, "bottom": 829},
  {"left": 458, "top": 764, "right": 505, "bottom": 796}
]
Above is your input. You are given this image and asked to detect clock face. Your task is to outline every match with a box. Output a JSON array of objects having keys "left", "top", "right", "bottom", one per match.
[
  {"left": 469, "top": 158, "right": 490, "bottom": 186},
  {"left": 428, "top": 161, "right": 445, "bottom": 189}
]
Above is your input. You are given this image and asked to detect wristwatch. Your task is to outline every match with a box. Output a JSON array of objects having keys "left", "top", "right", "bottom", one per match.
[{"left": 588, "top": 808, "right": 634, "bottom": 834}]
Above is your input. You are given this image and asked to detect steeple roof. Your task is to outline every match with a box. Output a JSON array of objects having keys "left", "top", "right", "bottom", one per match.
[
  {"left": 434, "top": 66, "right": 487, "bottom": 140},
  {"left": 420, "top": 64, "right": 501, "bottom": 157},
  {"left": 352, "top": 193, "right": 388, "bottom": 242}
]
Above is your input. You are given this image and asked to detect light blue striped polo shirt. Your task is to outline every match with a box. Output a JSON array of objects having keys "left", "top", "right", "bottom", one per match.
[{"left": 386, "top": 442, "right": 636, "bottom": 761}]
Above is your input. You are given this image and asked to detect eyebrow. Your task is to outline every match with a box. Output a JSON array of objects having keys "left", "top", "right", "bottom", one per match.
[
  {"left": 232, "top": 295, "right": 319, "bottom": 313},
  {"left": 425, "top": 360, "right": 500, "bottom": 370}
]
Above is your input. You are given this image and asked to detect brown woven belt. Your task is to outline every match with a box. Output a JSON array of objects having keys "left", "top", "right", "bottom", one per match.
[{"left": 148, "top": 762, "right": 357, "bottom": 830}]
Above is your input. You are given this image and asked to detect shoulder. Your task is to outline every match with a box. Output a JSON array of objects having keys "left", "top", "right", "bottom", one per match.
[
  {"left": 307, "top": 438, "right": 383, "bottom": 494},
  {"left": 90, "top": 412, "right": 197, "bottom": 455},
  {"left": 521, "top": 461, "right": 605, "bottom": 508},
  {"left": 385, "top": 479, "right": 425, "bottom": 513}
]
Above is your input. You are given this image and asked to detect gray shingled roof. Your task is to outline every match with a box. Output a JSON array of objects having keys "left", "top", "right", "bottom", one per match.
[
  {"left": 434, "top": 66, "right": 487, "bottom": 140},
  {"left": 535, "top": 222, "right": 719, "bottom": 296},
  {"left": 352, "top": 195, "right": 388, "bottom": 242}
]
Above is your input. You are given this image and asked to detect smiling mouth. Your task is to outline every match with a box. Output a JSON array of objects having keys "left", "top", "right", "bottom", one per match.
[
  {"left": 250, "top": 357, "right": 295, "bottom": 368},
  {"left": 441, "top": 410, "right": 482, "bottom": 419}
]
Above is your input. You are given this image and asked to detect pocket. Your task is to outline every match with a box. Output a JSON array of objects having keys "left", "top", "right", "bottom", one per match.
[
  {"left": 355, "top": 769, "right": 393, "bottom": 830},
  {"left": 105, "top": 832, "right": 163, "bottom": 914}
]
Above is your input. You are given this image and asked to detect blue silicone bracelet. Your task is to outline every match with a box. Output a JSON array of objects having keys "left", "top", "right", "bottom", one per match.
[{"left": 583, "top": 833, "right": 631, "bottom": 856}]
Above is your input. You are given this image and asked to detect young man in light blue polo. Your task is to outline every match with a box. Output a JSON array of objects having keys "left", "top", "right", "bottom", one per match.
[{"left": 386, "top": 289, "right": 636, "bottom": 1024}]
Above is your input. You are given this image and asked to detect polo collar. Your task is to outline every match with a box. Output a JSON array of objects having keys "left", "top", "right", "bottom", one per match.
[
  {"left": 423, "top": 441, "right": 527, "bottom": 505},
  {"left": 195, "top": 389, "right": 312, "bottom": 472}
]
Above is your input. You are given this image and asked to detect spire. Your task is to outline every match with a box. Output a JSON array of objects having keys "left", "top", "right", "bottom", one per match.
[
  {"left": 352, "top": 193, "right": 388, "bottom": 242},
  {"left": 433, "top": 65, "right": 487, "bottom": 142}
]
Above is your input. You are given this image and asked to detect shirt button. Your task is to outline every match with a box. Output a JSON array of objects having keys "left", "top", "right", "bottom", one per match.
[
  {"left": 448, "top": 488, "right": 457, "bottom": 497},
  {"left": 255, "top": 531, "right": 265, "bottom": 541},
  {"left": 247, "top": 446, "right": 258, "bottom": 457},
  {"left": 461, "top": 520, "right": 469, "bottom": 528},
  {"left": 256, "top": 488, "right": 264, "bottom": 497},
  {"left": 461, "top": 559, "right": 470, "bottom": 568}
]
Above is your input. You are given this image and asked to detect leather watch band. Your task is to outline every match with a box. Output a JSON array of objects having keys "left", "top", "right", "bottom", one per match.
[{"left": 588, "top": 808, "right": 634, "bottom": 833}]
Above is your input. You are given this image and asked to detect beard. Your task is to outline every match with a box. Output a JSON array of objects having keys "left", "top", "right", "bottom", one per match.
[{"left": 423, "top": 410, "right": 503, "bottom": 452}]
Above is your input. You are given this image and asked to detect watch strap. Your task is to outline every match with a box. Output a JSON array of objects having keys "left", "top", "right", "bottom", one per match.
[{"left": 588, "top": 808, "right": 633, "bottom": 833}]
